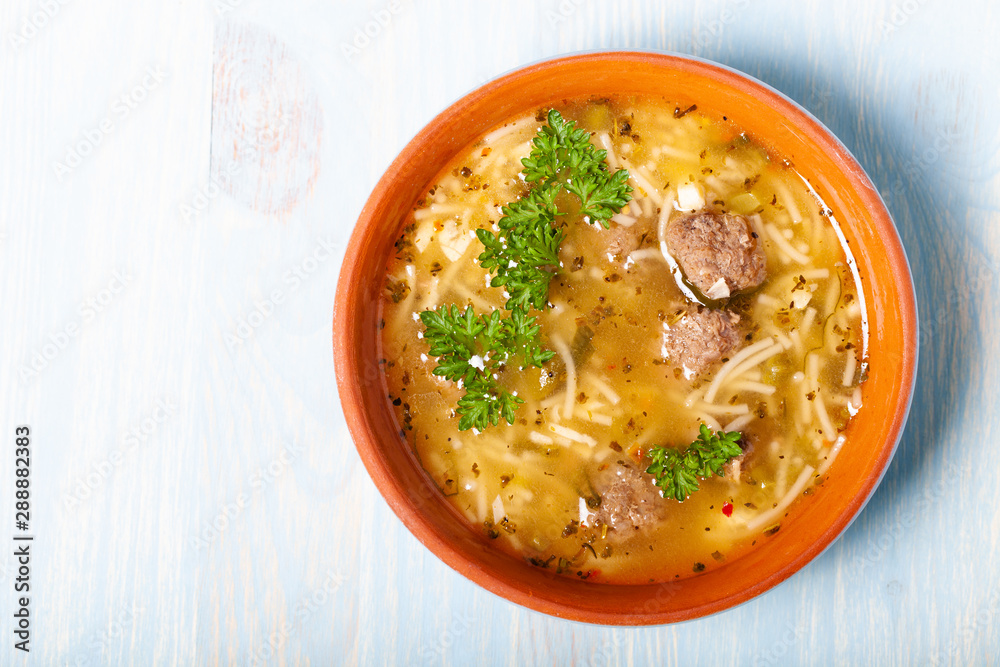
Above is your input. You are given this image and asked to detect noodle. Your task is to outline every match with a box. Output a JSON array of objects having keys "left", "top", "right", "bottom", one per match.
[
  {"left": 746, "top": 465, "right": 816, "bottom": 532},
  {"left": 704, "top": 337, "right": 776, "bottom": 403},
  {"left": 550, "top": 334, "right": 577, "bottom": 419}
]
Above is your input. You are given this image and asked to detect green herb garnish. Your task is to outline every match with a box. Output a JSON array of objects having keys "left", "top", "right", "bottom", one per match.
[
  {"left": 476, "top": 185, "right": 563, "bottom": 312},
  {"left": 645, "top": 425, "right": 743, "bottom": 502},
  {"left": 419, "top": 304, "right": 554, "bottom": 431},
  {"left": 477, "top": 110, "right": 633, "bottom": 312},
  {"left": 421, "top": 109, "right": 632, "bottom": 431},
  {"left": 520, "top": 109, "right": 634, "bottom": 225}
]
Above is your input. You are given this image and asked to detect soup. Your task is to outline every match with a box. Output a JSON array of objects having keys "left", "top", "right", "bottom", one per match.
[{"left": 377, "top": 95, "right": 866, "bottom": 583}]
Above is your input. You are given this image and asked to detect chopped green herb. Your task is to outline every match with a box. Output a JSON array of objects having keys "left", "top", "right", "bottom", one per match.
[{"left": 645, "top": 425, "right": 743, "bottom": 502}]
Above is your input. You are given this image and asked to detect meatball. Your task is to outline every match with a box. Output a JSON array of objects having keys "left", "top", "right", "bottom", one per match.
[
  {"left": 665, "top": 211, "right": 767, "bottom": 298},
  {"left": 602, "top": 216, "right": 654, "bottom": 257},
  {"left": 723, "top": 435, "right": 755, "bottom": 482},
  {"left": 661, "top": 308, "right": 742, "bottom": 377},
  {"left": 592, "top": 461, "right": 665, "bottom": 531}
]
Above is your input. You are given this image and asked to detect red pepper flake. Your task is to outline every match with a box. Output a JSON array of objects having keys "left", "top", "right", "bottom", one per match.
[
  {"left": 722, "top": 502, "right": 734, "bottom": 517},
  {"left": 607, "top": 364, "right": 616, "bottom": 370}
]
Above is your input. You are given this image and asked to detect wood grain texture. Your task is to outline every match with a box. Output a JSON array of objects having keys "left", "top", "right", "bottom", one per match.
[{"left": 0, "top": 0, "right": 997, "bottom": 665}]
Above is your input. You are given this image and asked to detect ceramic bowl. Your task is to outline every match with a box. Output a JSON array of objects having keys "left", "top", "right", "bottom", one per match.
[{"left": 333, "top": 51, "right": 918, "bottom": 624}]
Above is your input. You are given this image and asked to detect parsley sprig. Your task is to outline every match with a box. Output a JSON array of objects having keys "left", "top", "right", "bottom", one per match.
[
  {"left": 645, "top": 425, "right": 744, "bottom": 501},
  {"left": 420, "top": 109, "right": 632, "bottom": 431},
  {"left": 521, "top": 109, "right": 634, "bottom": 225},
  {"left": 420, "top": 305, "right": 554, "bottom": 431},
  {"left": 477, "top": 109, "right": 633, "bottom": 312},
  {"left": 476, "top": 186, "right": 563, "bottom": 312}
]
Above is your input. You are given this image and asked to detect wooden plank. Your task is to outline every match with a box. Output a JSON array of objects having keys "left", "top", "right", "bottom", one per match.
[{"left": 0, "top": 0, "right": 997, "bottom": 664}]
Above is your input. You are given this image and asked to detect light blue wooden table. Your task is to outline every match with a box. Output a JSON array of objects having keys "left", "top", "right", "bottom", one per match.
[{"left": 1, "top": 0, "right": 998, "bottom": 664}]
